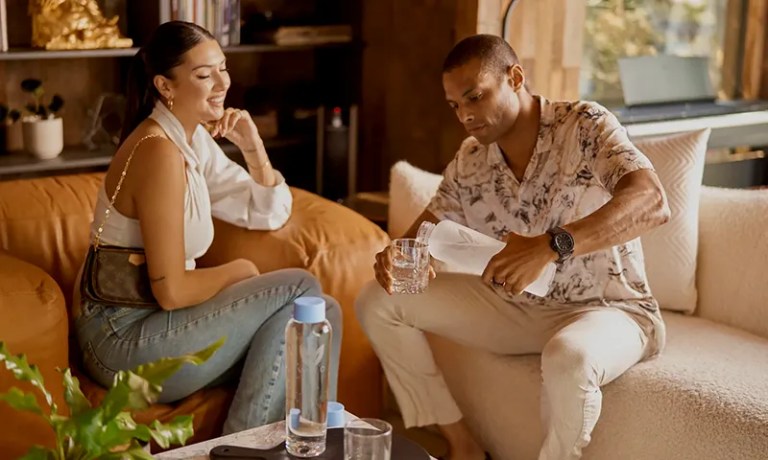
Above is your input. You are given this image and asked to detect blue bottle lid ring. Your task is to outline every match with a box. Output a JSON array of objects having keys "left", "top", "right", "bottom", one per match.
[{"left": 326, "top": 401, "right": 345, "bottom": 428}]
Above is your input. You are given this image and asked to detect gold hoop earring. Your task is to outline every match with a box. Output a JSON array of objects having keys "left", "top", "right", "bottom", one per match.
[{"left": 166, "top": 96, "right": 174, "bottom": 111}]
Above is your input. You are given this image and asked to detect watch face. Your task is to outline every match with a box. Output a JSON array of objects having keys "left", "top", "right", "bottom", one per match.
[{"left": 555, "top": 232, "right": 575, "bottom": 252}]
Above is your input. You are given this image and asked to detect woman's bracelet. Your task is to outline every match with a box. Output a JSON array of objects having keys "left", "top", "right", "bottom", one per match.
[{"left": 246, "top": 158, "right": 271, "bottom": 170}]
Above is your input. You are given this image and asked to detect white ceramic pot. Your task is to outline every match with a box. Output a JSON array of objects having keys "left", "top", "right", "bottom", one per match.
[
  {"left": 22, "top": 117, "right": 64, "bottom": 160},
  {"left": 5, "top": 121, "right": 23, "bottom": 152}
]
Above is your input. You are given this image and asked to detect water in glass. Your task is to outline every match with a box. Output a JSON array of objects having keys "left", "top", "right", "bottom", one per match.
[{"left": 390, "top": 238, "right": 429, "bottom": 294}]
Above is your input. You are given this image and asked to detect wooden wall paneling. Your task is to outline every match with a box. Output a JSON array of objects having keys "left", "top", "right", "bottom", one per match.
[
  {"left": 360, "top": 0, "right": 467, "bottom": 188},
  {"left": 476, "top": 0, "right": 502, "bottom": 36},
  {"left": 742, "top": 0, "right": 768, "bottom": 99},
  {"left": 504, "top": 0, "right": 585, "bottom": 101},
  {"left": 561, "top": 0, "right": 587, "bottom": 99},
  {"left": 455, "top": 0, "right": 480, "bottom": 40},
  {"left": 721, "top": 0, "right": 747, "bottom": 99},
  {"left": 759, "top": 2, "right": 768, "bottom": 99},
  {"left": 359, "top": 0, "right": 393, "bottom": 191}
]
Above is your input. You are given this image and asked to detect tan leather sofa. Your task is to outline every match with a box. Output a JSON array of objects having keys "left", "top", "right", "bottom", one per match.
[{"left": 0, "top": 172, "right": 389, "bottom": 459}]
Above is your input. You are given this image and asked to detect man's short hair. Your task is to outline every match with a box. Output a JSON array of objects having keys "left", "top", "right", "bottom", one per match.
[{"left": 442, "top": 34, "right": 520, "bottom": 77}]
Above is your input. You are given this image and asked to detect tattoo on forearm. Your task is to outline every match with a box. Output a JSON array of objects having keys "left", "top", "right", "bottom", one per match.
[{"left": 150, "top": 276, "right": 166, "bottom": 283}]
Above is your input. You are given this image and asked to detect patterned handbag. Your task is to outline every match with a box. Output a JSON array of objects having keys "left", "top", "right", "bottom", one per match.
[{"left": 80, "top": 134, "right": 161, "bottom": 308}]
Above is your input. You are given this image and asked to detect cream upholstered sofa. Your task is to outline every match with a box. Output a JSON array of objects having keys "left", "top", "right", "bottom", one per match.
[{"left": 386, "top": 129, "right": 768, "bottom": 460}]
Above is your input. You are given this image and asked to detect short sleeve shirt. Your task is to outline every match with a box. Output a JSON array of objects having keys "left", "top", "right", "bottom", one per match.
[{"left": 427, "top": 97, "right": 658, "bottom": 312}]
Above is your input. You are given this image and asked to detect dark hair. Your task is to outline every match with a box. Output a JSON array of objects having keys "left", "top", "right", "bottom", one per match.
[
  {"left": 442, "top": 34, "right": 520, "bottom": 77},
  {"left": 121, "top": 21, "right": 215, "bottom": 144}
]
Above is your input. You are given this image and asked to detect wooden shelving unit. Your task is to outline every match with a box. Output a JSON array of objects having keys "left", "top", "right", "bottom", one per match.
[
  {"left": 0, "top": 40, "right": 358, "bottom": 61},
  {"left": 0, "top": 136, "right": 314, "bottom": 179},
  {"left": 0, "top": 1, "right": 363, "bottom": 197}
]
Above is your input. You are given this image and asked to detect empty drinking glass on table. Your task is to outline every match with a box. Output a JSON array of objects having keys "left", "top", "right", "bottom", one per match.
[
  {"left": 390, "top": 238, "right": 430, "bottom": 294},
  {"left": 344, "top": 418, "right": 392, "bottom": 460}
]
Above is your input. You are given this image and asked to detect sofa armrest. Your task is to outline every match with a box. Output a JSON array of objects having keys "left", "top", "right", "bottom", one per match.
[
  {"left": 0, "top": 252, "right": 69, "bottom": 458},
  {"left": 697, "top": 186, "right": 768, "bottom": 339},
  {"left": 198, "top": 188, "right": 390, "bottom": 417}
]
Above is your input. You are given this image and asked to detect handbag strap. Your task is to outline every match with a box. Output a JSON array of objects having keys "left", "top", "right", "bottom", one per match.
[{"left": 93, "top": 134, "right": 163, "bottom": 247}]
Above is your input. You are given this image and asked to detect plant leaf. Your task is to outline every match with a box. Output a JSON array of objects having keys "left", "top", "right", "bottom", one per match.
[
  {"left": 94, "top": 411, "right": 153, "bottom": 452},
  {"left": 99, "top": 440, "right": 154, "bottom": 460},
  {"left": 9, "top": 109, "right": 21, "bottom": 122},
  {"left": 134, "top": 337, "right": 225, "bottom": 385},
  {"left": 49, "top": 94, "right": 64, "bottom": 113},
  {"left": 0, "top": 105, "right": 8, "bottom": 121},
  {"left": 0, "top": 387, "right": 42, "bottom": 415},
  {"left": 21, "top": 78, "right": 42, "bottom": 93},
  {"left": 67, "top": 409, "right": 108, "bottom": 459},
  {"left": 18, "top": 445, "right": 54, "bottom": 460},
  {"left": 149, "top": 415, "right": 194, "bottom": 449},
  {"left": 0, "top": 342, "right": 55, "bottom": 413},
  {"left": 100, "top": 337, "right": 224, "bottom": 421},
  {"left": 100, "top": 371, "right": 160, "bottom": 422},
  {"left": 62, "top": 368, "right": 91, "bottom": 416}
]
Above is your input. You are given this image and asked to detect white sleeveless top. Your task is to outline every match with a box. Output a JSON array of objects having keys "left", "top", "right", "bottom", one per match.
[{"left": 90, "top": 102, "right": 293, "bottom": 270}]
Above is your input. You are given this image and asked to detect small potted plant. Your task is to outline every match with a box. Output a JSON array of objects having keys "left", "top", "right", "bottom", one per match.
[
  {"left": 0, "top": 103, "right": 23, "bottom": 153},
  {"left": 20, "top": 79, "right": 65, "bottom": 160},
  {"left": 0, "top": 337, "right": 225, "bottom": 459}
]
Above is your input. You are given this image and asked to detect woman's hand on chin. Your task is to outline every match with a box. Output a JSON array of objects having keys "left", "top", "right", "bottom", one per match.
[{"left": 210, "top": 107, "right": 262, "bottom": 151}]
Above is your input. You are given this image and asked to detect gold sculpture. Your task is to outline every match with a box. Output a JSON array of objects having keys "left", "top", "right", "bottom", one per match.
[{"left": 29, "top": 0, "right": 133, "bottom": 50}]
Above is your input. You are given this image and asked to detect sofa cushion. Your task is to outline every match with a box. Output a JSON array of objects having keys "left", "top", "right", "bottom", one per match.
[
  {"left": 430, "top": 313, "right": 768, "bottom": 460},
  {"left": 0, "top": 173, "right": 102, "bottom": 309},
  {"left": 0, "top": 252, "right": 69, "bottom": 459},
  {"left": 633, "top": 129, "right": 710, "bottom": 314},
  {"left": 697, "top": 186, "right": 768, "bottom": 339},
  {"left": 388, "top": 161, "right": 443, "bottom": 238}
]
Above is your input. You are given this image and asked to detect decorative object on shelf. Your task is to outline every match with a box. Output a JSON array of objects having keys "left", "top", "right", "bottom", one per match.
[
  {"left": 0, "top": 0, "right": 8, "bottom": 52},
  {"left": 0, "top": 104, "right": 23, "bottom": 153},
  {"left": 29, "top": 0, "right": 133, "bottom": 50},
  {"left": 20, "top": 78, "right": 65, "bottom": 159},
  {"left": 82, "top": 92, "right": 126, "bottom": 150},
  {"left": 0, "top": 338, "right": 224, "bottom": 459},
  {"left": 258, "top": 25, "right": 353, "bottom": 46}
]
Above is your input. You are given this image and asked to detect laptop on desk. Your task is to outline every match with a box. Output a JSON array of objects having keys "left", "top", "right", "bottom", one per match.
[{"left": 613, "top": 55, "right": 768, "bottom": 124}]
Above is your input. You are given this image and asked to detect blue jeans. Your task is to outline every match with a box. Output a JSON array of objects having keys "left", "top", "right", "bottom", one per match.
[{"left": 74, "top": 268, "right": 342, "bottom": 434}]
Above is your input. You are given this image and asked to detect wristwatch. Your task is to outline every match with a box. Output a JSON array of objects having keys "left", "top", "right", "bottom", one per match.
[{"left": 547, "top": 227, "right": 575, "bottom": 264}]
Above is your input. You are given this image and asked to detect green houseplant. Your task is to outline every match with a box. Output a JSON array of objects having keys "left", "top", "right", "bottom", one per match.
[
  {"left": 19, "top": 78, "right": 65, "bottom": 159},
  {"left": 0, "top": 338, "right": 225, "bottom": 459}
]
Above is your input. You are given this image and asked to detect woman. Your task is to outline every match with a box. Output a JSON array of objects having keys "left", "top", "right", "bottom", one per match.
[{"left": 72, "top": 21, "right": 342, "bottom": 434}]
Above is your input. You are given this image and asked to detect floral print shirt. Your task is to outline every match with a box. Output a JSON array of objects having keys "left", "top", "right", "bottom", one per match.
[{"left": 427, "top": 97, "right": 660, "bottom": 316}]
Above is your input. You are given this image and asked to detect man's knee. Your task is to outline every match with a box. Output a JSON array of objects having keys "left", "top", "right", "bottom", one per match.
[
  {"left": 541, "top": 336, "right": 596, "bottom": 388},
  {"left": 354, "top": 280, "right": 393, "bottom": 334}
]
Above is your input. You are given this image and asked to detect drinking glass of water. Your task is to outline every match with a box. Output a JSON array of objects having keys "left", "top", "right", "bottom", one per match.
[
  {"left": 390, "top": 238, "right": 429, "bottom": 294},
  {"left": 344, "top": 418, "right": 392, "bottom": 460}
]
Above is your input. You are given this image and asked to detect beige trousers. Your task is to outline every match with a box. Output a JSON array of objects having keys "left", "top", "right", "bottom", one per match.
[{"left": 356, "top": 273, "right": 656, "bottom": 460}]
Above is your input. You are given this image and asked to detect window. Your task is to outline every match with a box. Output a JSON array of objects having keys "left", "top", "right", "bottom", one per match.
[{"left": 580, "top": 0, "right": 735, "bottom": 105}]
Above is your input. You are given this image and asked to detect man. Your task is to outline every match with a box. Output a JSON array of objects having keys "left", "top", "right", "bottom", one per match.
[{"left": 355, "top": 35, "right": 670, "bottom": 460}]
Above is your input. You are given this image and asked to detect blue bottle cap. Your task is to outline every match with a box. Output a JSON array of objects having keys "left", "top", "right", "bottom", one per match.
[
  {"left": 326, "top": 401, "right": 345, "bottom": 428},
  {"left": 294, "top": 297, "right": 326, "bottom": 323},
  {"left": 289, "top": 408, "right": 301, "bottom": 429}
]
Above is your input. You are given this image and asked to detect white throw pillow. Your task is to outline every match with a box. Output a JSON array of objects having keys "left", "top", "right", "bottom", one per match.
[
  {"left": 634, "top": 129, "right": 710, "bottom": 314},
  {"left": 388, "top": 161, "right": 442, "bottom": 238}
]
